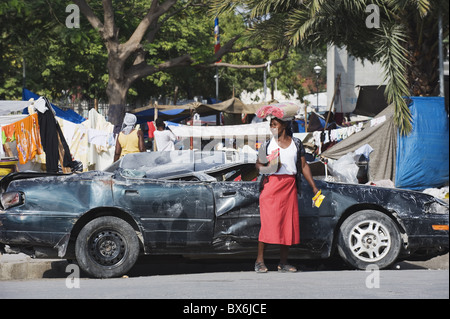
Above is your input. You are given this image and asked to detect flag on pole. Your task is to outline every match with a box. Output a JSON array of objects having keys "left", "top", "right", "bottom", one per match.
[{"left": 214, "top": 17, "right": 221, "bottom": 63}]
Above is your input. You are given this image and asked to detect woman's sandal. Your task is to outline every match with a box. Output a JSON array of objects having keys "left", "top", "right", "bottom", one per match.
[
  {"left": 254, "top": 261, "right": 268, "bottom": 273},
  {"left": 277, "top": 263, "right": 297, "bottom": 273}
]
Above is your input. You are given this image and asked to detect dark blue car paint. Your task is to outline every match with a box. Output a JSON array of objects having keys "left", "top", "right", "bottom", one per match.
[{"left": 0, "top": 159, "right": 448, "bottom": 264}]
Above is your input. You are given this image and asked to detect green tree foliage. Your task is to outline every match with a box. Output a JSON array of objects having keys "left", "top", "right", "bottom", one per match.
[
  {"left": 1, "top": 0, "right": 325, "bottom": 116},
  {"left": 0, "top": 0, "right": 108, "bottom": 103}
]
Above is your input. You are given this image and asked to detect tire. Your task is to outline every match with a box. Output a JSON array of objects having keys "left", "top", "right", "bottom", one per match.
[
  {"left": 337, "top": 210, "right": 402, "bottom": 270},
  {"left": 75, "top": 216, "right": 140, "bottom": 278}
]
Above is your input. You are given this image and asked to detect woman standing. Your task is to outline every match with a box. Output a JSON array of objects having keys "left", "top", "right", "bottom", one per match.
[
  {"left": 114, "top": 113, "right": 146, "bottom": 162},
  {"left": 255, "top": 116, "right": 319, "bottom": 273}
]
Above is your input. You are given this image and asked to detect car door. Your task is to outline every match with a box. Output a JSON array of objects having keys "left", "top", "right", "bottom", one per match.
[
  {"left": 113, "top": 174, "right": 215, "bottom": 249},
  {"left": 209, "top": 164, "right": 261, "bottom": 246},
  {"left": 297, "top": 178, "right": 332, "bottom": 251}
]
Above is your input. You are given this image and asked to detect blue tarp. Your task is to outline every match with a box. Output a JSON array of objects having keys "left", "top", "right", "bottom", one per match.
[
  {"left": 295, "top": 116, "right": 335, "bottom": 133},
  {"left": 134, "top": 98, "right": 222, "bottom": 124},
  {"left": 395, "top": 97, "right": 449, "bottom": 190},
  {"left": 22, "top": 88, "right": 86, "bottom": 124},
  {"left": 134, "top": 107, "right": 186, "bottom": 125}
]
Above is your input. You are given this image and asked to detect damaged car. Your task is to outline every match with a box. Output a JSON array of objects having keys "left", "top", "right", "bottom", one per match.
[{"left": 0, "top": 151, "right": 448, "bottom": 278}]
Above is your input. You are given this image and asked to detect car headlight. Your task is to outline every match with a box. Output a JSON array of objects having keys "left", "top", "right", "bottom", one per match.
[
  {"left": 0, "top": 191, "right": 24, "bottom": 210},
  {"left": 424, "top": 199, "right": 449, "bottom": 215}
]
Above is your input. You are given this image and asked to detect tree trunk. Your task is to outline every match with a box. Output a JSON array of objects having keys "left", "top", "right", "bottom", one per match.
[
  {"left": 74, "top": 0, "right": 284, "bottom": 131},
  {"left": 106, "top": 79, "right": 128, "bottom": 134},
  {"left": 105, "top": 48, "right": 129, "bottom": 133},
  {"left": 405, "top": 14, "right": 440, "bottom": 96}
]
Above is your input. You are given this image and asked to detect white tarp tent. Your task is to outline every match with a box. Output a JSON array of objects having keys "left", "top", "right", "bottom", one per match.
[
  {"left": 0, "top": 101, "right": 30, "bottom": 115},
  {"left": 167, "top": 121, "right": 270, "bottom": 139}
]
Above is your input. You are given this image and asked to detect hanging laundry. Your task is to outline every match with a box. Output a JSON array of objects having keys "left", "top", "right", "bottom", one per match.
[
  {"left": 312, "top": 131, "right": 322, "bottom": 154},
  {"left": 14, "top": 113, "right": 44, "bottom": 164},
  {"left": 87, "top": 128, "right": 115, "bottom": 150},
  {"left": 0, "top": 113, "right": 43, "bottom": 164},
  {"left": 84, "top": 108, "right": 115, "bottom": 171},
  {"left": 147, "top": 121, "right": 156, "bottom": 139},
  {"left": 2, "top": 122, "right": 16, "bottom": 144},
  {"left": 58, "top": 117, "right": 88, "bottom": 171},
  {"left": 37, "top": 97, "right": 74, "bottom": 173}
]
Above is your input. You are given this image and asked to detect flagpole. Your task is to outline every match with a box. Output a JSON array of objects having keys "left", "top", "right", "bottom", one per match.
[{"left": 216, "top": 66, "right": 219, "bottom": 101}]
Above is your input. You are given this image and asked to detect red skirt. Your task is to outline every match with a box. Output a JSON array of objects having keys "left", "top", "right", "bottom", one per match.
[{"left": 259, "top": 175, "right": 300, "bottom": 245}]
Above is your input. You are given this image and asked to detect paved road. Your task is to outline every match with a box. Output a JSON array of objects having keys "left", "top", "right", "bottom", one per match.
[
  {"left": 0, "top": 257, "right": 448, "bottom": 300},
  {"left": 0, "top": 270, "right": 448, "bottom": 299}
]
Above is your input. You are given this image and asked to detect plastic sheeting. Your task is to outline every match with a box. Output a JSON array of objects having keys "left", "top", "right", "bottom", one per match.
[
  {"left": 321, "top": 104, "right": 397, "bottom": 183},
  {"left": 0, "top": 101, "right": 30, "bottom": 115},
  {"left": 22, "top": 89, "right": 86, "bottom": 124},
  {"left": 395, "top": 97, "right": 449, "bottom": 190},
  {"left": 321, "top": 96, "right": 448, "bottom": 190},
  {"left": 132, "top": 98, "right": 263, "bottom": 123},
  {"left": 167, "top": 121, "right": 270, "bottom": 138}
]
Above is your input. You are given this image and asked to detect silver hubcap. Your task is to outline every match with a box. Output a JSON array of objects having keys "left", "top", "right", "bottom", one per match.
[{"left": 348, "top": 220, "right": 391, "bottom": 262}]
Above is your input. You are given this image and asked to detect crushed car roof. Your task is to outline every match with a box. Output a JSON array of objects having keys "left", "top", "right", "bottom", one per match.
[{"left": 105, "top": 150, "right": 257, "bottom": 179}]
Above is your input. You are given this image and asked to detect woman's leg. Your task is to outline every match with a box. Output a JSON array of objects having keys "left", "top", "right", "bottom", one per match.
[
  {"left": 278, "top": 245, "right": 297, "bottom": 272},
  {"left": 280, "top": 245, "right": 289, "bottom": 264},
  {"left": 255, "top": 241, "right": 268, "bottom": 272},
  {"left": 256, "top": 241, "right": 265, "bottom": 263}
]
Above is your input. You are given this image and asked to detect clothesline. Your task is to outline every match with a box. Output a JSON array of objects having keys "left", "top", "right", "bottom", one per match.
[
  {"left": 312, "top": 123, "right": 364, "bottom": 154},
  {"left": 1, "top": 102, "right": 116, "bottom": 172}
]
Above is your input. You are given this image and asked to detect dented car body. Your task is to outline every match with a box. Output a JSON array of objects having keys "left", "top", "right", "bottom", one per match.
[{"left": 0, "top": 151, "right": 448, "bottom": 278}]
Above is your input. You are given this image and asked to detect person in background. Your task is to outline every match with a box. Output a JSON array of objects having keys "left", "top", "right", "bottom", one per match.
[
  {"left": 154, "top": 118, "right": 176, "bottom": 151},
  {"left": 114, "top": 113, "right": 145, "bottom": 162}
]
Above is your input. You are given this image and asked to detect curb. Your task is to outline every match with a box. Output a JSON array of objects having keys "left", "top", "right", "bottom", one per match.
[{"left": 0, "top": 254, "right": 68, "bottom": 281}]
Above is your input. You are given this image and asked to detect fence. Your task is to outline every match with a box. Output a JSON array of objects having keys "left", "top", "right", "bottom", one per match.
[{"left": 64, "top": 100, "right": 110, "bottom": 119}]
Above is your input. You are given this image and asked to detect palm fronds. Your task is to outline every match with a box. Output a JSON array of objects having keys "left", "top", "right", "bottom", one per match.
[
  {"left": 207, "top": 0, "right": 444, "bottom": 135},
  {"left": 375, "top": 22, "right": 413, "bottom": 134}
]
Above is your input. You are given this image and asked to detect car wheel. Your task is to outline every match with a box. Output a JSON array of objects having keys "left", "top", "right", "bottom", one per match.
[
  {"left": 75, "top": 216, "right": 140, "bottom": 278},
  {"left": 337, "top": 210, "right": 402, "bottom": 270}
]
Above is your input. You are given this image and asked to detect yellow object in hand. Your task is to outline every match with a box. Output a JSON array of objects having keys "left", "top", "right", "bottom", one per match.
[{"left": 312, "top": 190, "right": 325, "bottom": 208}]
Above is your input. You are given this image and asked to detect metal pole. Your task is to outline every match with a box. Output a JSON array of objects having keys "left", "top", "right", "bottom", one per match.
[
  {"left": 215, "top": 66, "right": 219, "bottom": 101},
  {"left": 438, "top": 13, "right": 444, "bottom": 97},
  {"left": 153, "top": 105, "right": 158, "bottom": 151},
  {"left": 263, "top": 68, "right": 267, "bottom": 101},
  {"left": 22, "top": 57, "right": 26, "bottom": 89},
  {"left": 316, "top": 76, "right": 319, "bottom": 112},
  {"left": 314, "top": 65, "right": 322, "bottom": 112}
]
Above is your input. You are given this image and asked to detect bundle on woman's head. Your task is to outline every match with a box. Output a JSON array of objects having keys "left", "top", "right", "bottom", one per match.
[{"left": 256, "top": 103, "right": 299, "bottom": 121}]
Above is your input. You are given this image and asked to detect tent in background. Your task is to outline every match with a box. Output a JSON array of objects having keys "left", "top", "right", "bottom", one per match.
[
  {"left": 0, "top": 101, "right": 30, "bottom": 115},
  {"left": 22, "top": 88, "right": 86, "bottom": 124},
  {"left": 321, "top": 102, "right": 397, "bottom": 183},
  {"left": 133, "top": 107, "right": 187, "bottom": 124},
  {"left": 132, "top": 98, "right": 263, "bottom": 123},
  {"left": 395, "top": 97, "right": 449, "bottom": 189},
  {"left": 321, "top": 96, "right": 448, "bottom": 190},
  {"left": 166, "top": 121, "right": 270, "bottom": 139}
]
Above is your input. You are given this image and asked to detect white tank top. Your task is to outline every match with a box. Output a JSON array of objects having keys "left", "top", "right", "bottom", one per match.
[{"left": 267, "top": 137, "right": 298, "bottom": 175}]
